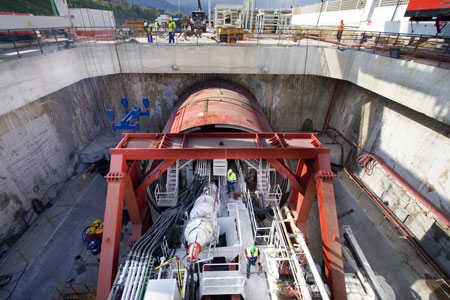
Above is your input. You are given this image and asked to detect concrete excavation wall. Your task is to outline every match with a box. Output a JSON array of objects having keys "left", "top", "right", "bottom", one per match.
[
  {"left": 327, "top": 81, "right": 450, "bottom": 273},
  {"left": 1, "top": 45, "right": 449, "bottom": 125},
  {"left": 0, "top": 79, "right": 106, "bottom": 244}
]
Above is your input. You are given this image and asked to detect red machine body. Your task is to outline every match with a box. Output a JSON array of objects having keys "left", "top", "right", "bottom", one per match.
[
  {"left": 164, "top": 80, "right": 272, "bottom": 133},
  {"left": 405, "top": 0, "right": 450, "bottom": 21},
  {"left": 96, "top": 80, "right": 346, "bottom": 299}
]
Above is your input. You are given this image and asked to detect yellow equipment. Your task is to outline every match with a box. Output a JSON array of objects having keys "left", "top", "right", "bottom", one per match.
[
  {"left": 119, "top": 21, "right": 146, "bottom": 36},
  {"left": 217, "top": 28, "right": 244, "bottom": 43}
]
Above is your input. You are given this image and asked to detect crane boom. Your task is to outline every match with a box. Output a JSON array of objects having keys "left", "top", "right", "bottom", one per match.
[{"left": 198, "top": 0, "right": 202, "bottom": 11}]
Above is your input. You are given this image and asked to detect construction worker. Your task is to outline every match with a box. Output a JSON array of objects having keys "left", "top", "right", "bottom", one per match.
[
  {"left": 146, "top": 22, "right": 153, "bottom": 43},
  {"left": 226, "top": 168, "right": 237, "bottom": 195},
  {"left": 337, "top": 20, "right": 344, "bottom": 43},
  {"left": 155, "top": 20, "right": 159, "bottom": 38},
  {"left": 244, "top": 245, "right": 260, "bottom": 278},
  {"left": 168, "top": 18, "right": 176, "bottom": 43}
]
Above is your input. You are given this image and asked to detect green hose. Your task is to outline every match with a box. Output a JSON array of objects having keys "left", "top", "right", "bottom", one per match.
[
  {"left": 138, "top": 260, "right": 152, "bottom": 300},
  {"left": 50, "top": 0, "right": 58, "bottom": 16}
]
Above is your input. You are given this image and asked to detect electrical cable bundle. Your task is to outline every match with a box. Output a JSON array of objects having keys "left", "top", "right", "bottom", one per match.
[
  {"left": 112, "top": 175, "right": 209, "bottom": 300},
  {"left": 356, "top": 154, "right": 378, "bottom": 176}
]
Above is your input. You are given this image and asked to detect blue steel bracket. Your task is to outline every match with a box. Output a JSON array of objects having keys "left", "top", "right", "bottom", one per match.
[{"left": 107, "top": 98, "right": 150, "bottom": 130}]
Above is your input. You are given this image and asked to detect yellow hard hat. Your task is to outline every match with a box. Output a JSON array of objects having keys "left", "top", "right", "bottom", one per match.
[
  {"left": 92, "top": 219, "right": 103, "bottom": 228},
  {"left": 85, "top": 226, "right": 96, "bottom": 236}
]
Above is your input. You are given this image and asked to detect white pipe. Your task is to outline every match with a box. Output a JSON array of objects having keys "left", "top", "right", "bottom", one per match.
[
  {"left": 298, "top": 233, "right": 330, "bottom": 300},
  {"left": 250, "top": 0, "right": 256, "bottom": 31},
  {"left": 121, "top": 260, "right": 135, "bottom": 300},
  {"left": 157, "top": 257, "right": 166, "bottom": 279},
  {"left": 208, "top": 0, "right": 211, "bottom": 28},
  {"left": 128, "top": 260, "right": 143, "bottom": 300}
]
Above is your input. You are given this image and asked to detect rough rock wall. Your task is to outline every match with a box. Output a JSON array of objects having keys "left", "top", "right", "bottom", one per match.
[
  {"left": 90, "top": 73, "right": 334, "bottom": 133},
  {"left": 0, "top": 79, "right": 106, "bottom": 243}
]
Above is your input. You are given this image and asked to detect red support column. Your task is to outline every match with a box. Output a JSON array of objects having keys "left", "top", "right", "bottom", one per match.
[
  {"left": 97, "top": 154, "right": 128, "bottom": 300},
  {"left": 267, "top": 159, "right": 305, "bottom": 194},
  {"left": 315, "top": 154, "right": 346, "bottom": 300},
  {"left": 135, "top": 160, "right": 175, "bottom": 196},
  {"left": 294, "top": 173, "right": 317, "bottom": 235},
  {"left": 288, "top": 159, "right": 309, "bottom": 208},
  {"left": 125, "top": 161, "right": 152, "bottom": 245}
]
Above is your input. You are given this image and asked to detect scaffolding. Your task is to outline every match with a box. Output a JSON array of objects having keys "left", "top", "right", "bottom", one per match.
[
  {"left": 255, "top": 9, "right": 292, "bottom": 33},
  {"left": 214, "top": 4, "right": 244, "bottom": 29}
]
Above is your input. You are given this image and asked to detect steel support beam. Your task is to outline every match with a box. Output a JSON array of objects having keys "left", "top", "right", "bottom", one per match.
[
  {"left": 97, "top": 154, "right": 128, "bottom": 300},
  {"left": 112, "top": 148, "right": 329, "bottom": 161},
  {"left": 96, "top": 133, "right": 346, "bottom": 300},
  {"left": 267, "top": 159, "right": 305, "bottom": 195},
  {"left": 126, "top": 161, "right": 153, "bottom": 245},
  {"left": 135, "top": 160, "right": 175, "bottom": 196},
  {"left": 294, "top": 173, "right": 317, "bottom": 235},
  {"left": 315, "top": 154, "right": 346, "bottom": 300}
]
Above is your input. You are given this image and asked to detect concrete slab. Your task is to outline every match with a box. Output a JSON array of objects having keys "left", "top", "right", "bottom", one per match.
[{"left": 333, "top": 171, "right": 447, "bottom": 300}]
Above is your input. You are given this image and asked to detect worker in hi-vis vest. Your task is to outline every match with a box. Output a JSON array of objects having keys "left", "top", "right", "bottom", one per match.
[
  {"left": 146, "top": 22, "right": 153, "bottom": 43},
  {"left": 168, "top": 19, "right": 176, "bottom": 43},
  {"left": 337, "top": 20, "right": 344, "bottom": 42},
  {"left": 244, "top": 245, "right": 260, "bottom": 278},
  {"left": 226, "top": 168, "right": 237, "bottom": 195}
]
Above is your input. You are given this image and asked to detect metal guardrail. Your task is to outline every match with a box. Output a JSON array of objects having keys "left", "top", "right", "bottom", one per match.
[
  {"left": 245, "top": 189, "right": 272, "bottom": 244},
  {"left": 1, "top": 26, "right": 449, "bottom": 69},
  {"left": 201, "top": 263, "right": 246, "bottom": 296}
]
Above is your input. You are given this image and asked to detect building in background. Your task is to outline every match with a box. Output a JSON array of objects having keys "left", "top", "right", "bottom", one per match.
[{"left": 292, "top": 0, "right": 450, "bottom": 36}]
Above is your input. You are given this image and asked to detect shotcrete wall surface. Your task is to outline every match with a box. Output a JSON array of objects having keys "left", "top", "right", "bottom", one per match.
[
  {"left": 1, "top": 45, "right": 449, "bottom": 125},
  {"left": 0, "top": 46, "right": 448, "bottom": 274}
]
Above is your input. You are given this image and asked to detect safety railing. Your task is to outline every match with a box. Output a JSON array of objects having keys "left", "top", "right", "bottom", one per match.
[
  {"left": 210, "top": 202, "right": 243, "bottom": 262},
  {"left": 265, "top": 184, "right": 282, "bottom": 204},
  {"left": 201, "top": 263, "right": 246, "bottom": 296},
  {"left": 245, "top": 189, "right": 272, "bottom": 244},
  {"left": 154, "top": 183, "right": 177, "bottom": 207},
  {"left": 266, "top": 205, "right": 330, "bottom": 300},
  {"left": 1, "top": 26, "right": 449, "bottom": 69},
  {"left": 0, "top": 26, "right": 115, "bottom": 61}
]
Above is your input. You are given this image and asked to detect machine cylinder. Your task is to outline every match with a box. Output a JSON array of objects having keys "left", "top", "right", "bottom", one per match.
[
  {"left": 163, "top": 80, "right": 273, "bottom": 133},
  {"left": 184, "top": 183, "right": 218, "bottom": 261}
]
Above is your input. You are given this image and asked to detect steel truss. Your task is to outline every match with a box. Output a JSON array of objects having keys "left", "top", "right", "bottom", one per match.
[{"left": 96, "top": 132, "right": 346, "bottom": 299}]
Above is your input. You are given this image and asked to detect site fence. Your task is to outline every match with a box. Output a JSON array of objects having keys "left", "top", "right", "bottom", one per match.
[{"left": 1, "top": 26, "right": 449, "bottom": 68}]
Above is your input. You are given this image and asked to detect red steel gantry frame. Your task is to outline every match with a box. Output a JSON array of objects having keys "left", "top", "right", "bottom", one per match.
[{"left": 96, "top": 132, "right": 346, "bottom": 300}]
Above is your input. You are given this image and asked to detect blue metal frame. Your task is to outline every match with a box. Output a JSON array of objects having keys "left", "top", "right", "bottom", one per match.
[{"left": 107, "top": 98, "right": 150, "bottom": 130}]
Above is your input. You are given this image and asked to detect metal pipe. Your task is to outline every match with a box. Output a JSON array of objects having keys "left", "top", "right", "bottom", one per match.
[
  {"left": 283, "top": 208, "right": 330, "bottom": 299},
  {"left": 322, "top": 80, "right": 339, "bottom": 131},
  {"left": 319, "top": 126, "right": 450, "bottom": 285},
  {"left": 8, "top": 30, "right": 21, "bottom": 58},
  {"left": 324, "top": 127, "right": 450, "bottom": 227},
  {"left": 368, "top": 154, "right": 450, "bottom": 227}
]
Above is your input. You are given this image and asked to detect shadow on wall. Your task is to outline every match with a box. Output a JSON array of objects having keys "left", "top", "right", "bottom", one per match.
[{"left": 315, "top": 43, "right": 450, "bottom": 125}]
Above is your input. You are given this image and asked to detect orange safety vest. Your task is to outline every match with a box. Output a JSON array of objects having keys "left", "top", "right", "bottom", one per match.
[{"left": 338, "top": 23, "right": 344, "bottom": 31}]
